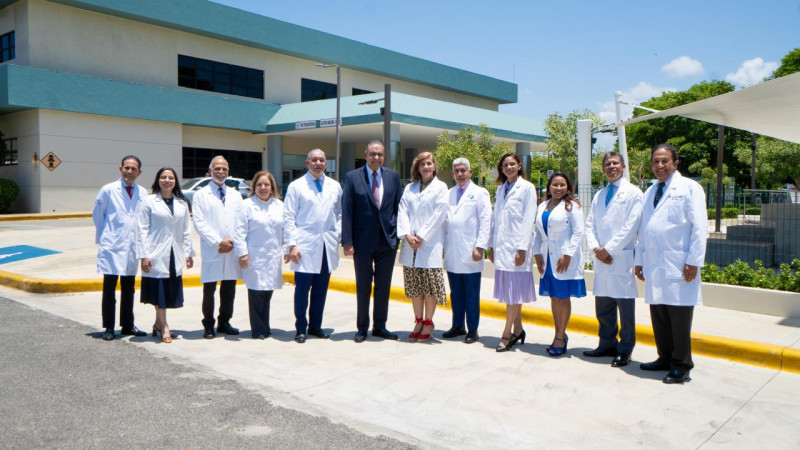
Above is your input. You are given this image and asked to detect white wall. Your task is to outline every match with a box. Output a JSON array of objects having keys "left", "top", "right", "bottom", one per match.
[
  {"left": 24, "top": 0, "right": 500, "bottom": 111},
  {"left": 34, "top": 110, "right": 181, "bottom": 212}
]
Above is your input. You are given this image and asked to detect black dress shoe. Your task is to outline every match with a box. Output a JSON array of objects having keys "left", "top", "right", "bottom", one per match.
[
  {"left": 640, "top": 360, "right": 670, "bottom": 371},
  {"left": 372, "top": 328, "right": 399, "bottom": 340},
  {"left": 611, "top": 353, "right": 631, "bottom": 367},
  {"left": 253, "top": 334, "right": 267, "bottom": 340},
  {"left": 102, "top": 328, "right": 115, "bottom": 341},
  {"left": 121, "top": 326, "right": 147, "bottom": 337},
  {"left": 442, "top": 326, "right": 467, "bottom": 339},
  {"left": 294, "top": 332, "right": 307, "bottom": 343},
  {"left": 217, "top": 323, "right": 240, "bottom": 335},
  {"left": 663, "top": 369, "right": 691, "bottom": 384},
  {"left": 583, "top": 347, "right": 617, "bottom": 357},
  {"left": 307, "top": 327, "right": 330, "bottom": 339},
  {"left": 464, "top": 331, "right": 479, "bottom": 344},
  {"left": 203, "top": 328, "right": 216, "bottom": 339},
  {"left": 354, "top": 331, "right": 367, "bottom": 343}
]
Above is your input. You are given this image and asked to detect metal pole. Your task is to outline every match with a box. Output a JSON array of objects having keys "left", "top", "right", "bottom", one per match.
[
  {"left": 614, "top": 91, "right": 630, "bottom": 180},
  {"left": 715, "top": 125, "right": 725, "bottom": 232},
  {"left": 383, "top": 83, "right": 391, "bottom": 168},
  {"left": 335, "top": 65, "right": 341, "bottom": 181},
  {"left": 750, "top": 132, "right": 757, "bottom": 190}
]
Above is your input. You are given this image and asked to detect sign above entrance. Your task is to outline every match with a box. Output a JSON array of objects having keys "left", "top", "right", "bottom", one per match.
[
  {"left": 295, "top": 121, "right": 316, "bottom": 130},
  {"left": 42, "top": 152, "right": 62, "bottom": 171},
  {"left": 319, "top": 118, "right": 342, "bottom": 128}
]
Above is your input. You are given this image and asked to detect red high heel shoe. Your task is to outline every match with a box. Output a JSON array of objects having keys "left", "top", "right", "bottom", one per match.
[
  {"left": 408, "top": 317, "right": 423, "bottom": 341},
  {"left": 417, "top": 320, "right": 434, "bottom": 342}
]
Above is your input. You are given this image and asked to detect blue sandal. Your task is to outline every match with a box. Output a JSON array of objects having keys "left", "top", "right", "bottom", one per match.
[{"left": 546, "top": 336, "right": 568, "bottom": 357}]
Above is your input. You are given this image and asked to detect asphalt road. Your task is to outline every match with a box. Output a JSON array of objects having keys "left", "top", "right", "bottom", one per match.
[{"left": 0, "top": 296, "right": 416, "bottom": 450}]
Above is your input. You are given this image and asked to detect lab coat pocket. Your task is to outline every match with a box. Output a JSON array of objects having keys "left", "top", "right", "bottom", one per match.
[
  {"left": 662, "top": 250, "right": 686, "bottom": 279},
  {"left": 610, "top": 249, "right": 634, "bottom": 275},
  {"left": 667, "top": 196, "right": 685, "bottom": 223}
]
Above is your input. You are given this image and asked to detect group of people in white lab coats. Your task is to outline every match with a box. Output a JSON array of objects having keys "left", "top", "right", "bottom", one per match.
[{"left": 93, "top": 143, "right": 706, "bottom": 383}]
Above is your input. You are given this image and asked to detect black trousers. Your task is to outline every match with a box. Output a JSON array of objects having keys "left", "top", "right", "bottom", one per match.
[
  {"left": 650, "top": 304, "right": 694, "bottom": 371},
  {"left": 247, "top": 289, "right": 273, "bottom": 337},
  {"left": 202, "top": 279, "right": 236, "bottom": 329},
  {"left": 354, "top": 234, "right": 397, "bottom": 333},
  {"left": 595, "top": 296, "right": 636, "bottom": 354},
  {"left": 102, "top": 274, "right": 136, "bottom": 329}
]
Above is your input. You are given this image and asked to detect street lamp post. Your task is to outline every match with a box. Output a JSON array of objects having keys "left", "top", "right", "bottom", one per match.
[{"left": 316, "top": 63, "right": 341, "bottom": 180}]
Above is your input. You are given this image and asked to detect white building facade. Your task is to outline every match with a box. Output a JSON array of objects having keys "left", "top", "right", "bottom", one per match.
[{"left": 0, "top": 0, "right": 544, "bottom": 212}]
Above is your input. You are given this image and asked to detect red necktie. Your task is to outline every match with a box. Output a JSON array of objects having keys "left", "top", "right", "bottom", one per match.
[
  {"left": 372, "top": 171, "right": 380, "bottom": 207},
  {"left": 125, "top": 185, "right": 133, "bottom": 198}
]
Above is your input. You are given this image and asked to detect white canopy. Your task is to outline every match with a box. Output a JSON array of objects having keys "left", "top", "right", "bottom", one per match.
[{"left": 619, "top": 72, "right": 800, "bottom": 144}]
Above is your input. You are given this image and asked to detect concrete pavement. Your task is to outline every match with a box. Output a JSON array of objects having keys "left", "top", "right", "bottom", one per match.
[{"left": 2, "top": 217, "right": 800, "bottom": 448}]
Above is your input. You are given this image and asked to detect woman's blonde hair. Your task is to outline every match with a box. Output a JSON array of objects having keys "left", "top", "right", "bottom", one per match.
[
  {"left": 249, "top": 171, "right": 281, "bottom": 200},
  {"left": 410, "top": 151, "right": 437, "bottom": 183}
]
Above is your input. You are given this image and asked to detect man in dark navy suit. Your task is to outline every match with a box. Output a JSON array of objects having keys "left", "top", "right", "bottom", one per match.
[{"left": 342, "top": 140, "right": 402, "bottom": 343}]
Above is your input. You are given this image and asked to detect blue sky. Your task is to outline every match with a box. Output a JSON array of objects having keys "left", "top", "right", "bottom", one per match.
[{"left": 214, "top": 0, "right": 798, "bottom": 136}]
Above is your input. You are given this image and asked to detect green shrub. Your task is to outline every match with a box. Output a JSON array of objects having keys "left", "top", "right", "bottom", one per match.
[
  {"left": 744, "top": 206, "right": 761, "bottom": 215},
  {"left": 0, "top": 178, "right": 19, "bottom": 212},
  {"left": 706, "top": 207, "right": 740, "bottom": 219},
  {"left": 701, "top": 259, "right": 800, "bottom": 293}
]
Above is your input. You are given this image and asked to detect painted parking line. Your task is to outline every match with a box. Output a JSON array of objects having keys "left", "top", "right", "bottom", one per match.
[{"left": 0, "top": 245, "right": 60, "bottom": 265}]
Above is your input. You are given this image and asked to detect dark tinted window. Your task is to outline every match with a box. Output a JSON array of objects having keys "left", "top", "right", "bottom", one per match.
[
  {"left": 178, "top": 55, "right": 264, "bottom": 99},
  {"left": 182, "top": 147, "right": 263, "bottom": 180},
  {"left": 0, "top": 31, "right": 15, "bottom": 62},
  {"left": 352, "top": 88, "right": 374, "bottom": 96},
  {"left": 301, "top": 78, "right": 337, "bottom": 102}
]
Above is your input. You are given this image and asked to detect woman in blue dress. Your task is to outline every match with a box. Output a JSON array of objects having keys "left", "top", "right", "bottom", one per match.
[{"left": 532, "top": 172, "right": 586, "bottom": 356}]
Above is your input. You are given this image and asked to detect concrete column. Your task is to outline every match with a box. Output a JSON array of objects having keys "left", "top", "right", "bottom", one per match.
[
  {"left": 384, "top": 124, "right": 402, "bottom": 175},
  {"left": 516, "top": 142, "right": 531, "bottom": 180},
  {"left": 267, "top": 135, "right": 283, "bottom": 194},
  {"left": 340, "top": 142, "right": 356, "bottom": 175}
]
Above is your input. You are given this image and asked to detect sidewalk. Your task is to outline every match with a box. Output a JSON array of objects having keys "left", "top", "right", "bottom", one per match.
[
  {"left": 2, "top": 217, "right": 800, "bottom": 448},
  {"left": 1, "top": 217, "right": 799, "bottom": 373}
]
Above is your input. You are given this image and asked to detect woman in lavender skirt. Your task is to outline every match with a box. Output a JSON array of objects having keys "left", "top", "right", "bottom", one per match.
[{"left": 488, "top": 153, "right": 538, "bottom": 352}]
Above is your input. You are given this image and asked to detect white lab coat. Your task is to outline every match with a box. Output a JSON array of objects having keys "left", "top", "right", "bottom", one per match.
[
  {"left": 136, "top": 194, "right": 195, "bottom": 278},
  {"left": 444, "top": 181, "right": 492, "bottom": 274},
  {"left": 585, "top": 178, "right": 643, "bottom": 298},
  {"left": 488, "top": 178, "right": 537, "bottom": 272},
  {"left": 233, "top": 196, "right": 287, "bottom": 291},
  {"left": 533, "top": 199, "right": 585, "bottom": 280},
  {"left": 635, "top": 172, "right": 707, "bottom": 306},
  {"left": 192, "top": 182, "right": 243, "bottom": 283},
  {"left": 284, "top": 172, "right": 342, "bottom": 273},
  {"left": 92, "top": 179, "right": 145, "bottom": 276},
  {"left": 397, "top": 177, "right": 449, "bottom": 268}
]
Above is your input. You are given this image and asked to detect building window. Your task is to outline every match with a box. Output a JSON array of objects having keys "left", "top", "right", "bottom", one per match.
[
  {"left": 352, "top": 88, "right": 374, "bottom": 96},
  {"left": 0, "top": 138, "right": 17, "bottom": 166},
  {"left": 182, "top": 147, "right": 262, "bottom": 180},
  {"left": 178, "top": 55, "right": 264, "bottom": 99},
  {"left": 301, "top": 78, "right": 337, "bottom": 102},
  {"left": 0, "top": 31, "right": 14, "bottom": 62}
]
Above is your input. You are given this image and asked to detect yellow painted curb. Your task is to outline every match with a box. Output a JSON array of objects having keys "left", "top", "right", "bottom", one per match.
[
  {"left": 0, "top": 212, "right": 92, "bottom": 221},
  {"left": 1, "top": 269, "right": 798, "bottom": 374}
]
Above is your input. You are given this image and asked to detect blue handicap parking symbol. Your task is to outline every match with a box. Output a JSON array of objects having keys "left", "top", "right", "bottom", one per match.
[{"left": 0, "top": 245, "right": 60, "bottom": 265}]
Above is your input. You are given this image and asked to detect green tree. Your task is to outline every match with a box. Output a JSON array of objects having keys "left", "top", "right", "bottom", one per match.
[
  {"left": 624, "top": 147, "right": 653, "bottom": 188},
  {"left": 773, "top": 48, "right": 800, "bottom": 78},
  {"left": 543, "top": 109, "right": 605, "bottom": 180},
  {"left": 734, "top": 135, "right": 800, "bottom": 188},
  {"left": 626, "top": 80, "right": 752, "bottom": 185},
  {"left": 434, "top": 124, "right": 511, "bottom": 200}
]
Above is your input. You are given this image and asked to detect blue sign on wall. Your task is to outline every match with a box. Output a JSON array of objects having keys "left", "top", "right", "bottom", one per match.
[{"left": 0, "top": 245, "right": 60, "bottom": 265}]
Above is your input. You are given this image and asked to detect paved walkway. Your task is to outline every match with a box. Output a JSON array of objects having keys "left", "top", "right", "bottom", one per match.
[{"left": 1, "top": 217, "right": 800, "bottom": 448}]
